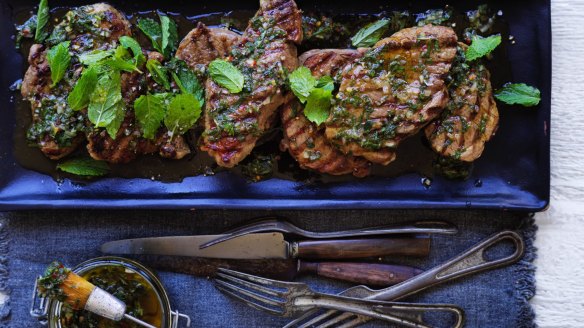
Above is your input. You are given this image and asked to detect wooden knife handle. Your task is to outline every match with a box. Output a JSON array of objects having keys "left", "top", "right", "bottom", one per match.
[
  {"left": 292, "top": 237, "right": 430, "bottom": 259},
  {"left": 298, "top": 261, "right": 422, "bottom": 286}
]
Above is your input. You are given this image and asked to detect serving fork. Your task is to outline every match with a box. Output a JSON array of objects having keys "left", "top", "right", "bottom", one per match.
[{"left": 214, "top": 268, "right": 464, "bottom": 328}]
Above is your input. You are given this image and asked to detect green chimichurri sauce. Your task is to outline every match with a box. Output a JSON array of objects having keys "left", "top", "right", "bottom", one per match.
[
  {"left": 59, "top": 265, "right": 162, "bottom": 328},
  {"left": 47, "top": 7, "right": 111, "bottom": 50},
  {"left": 13, "top": 4, "right": 509, "bottom": 184},
  {"left": 205, "top": 16, "right": 288, "bottom": 142},
  {"left": 37, "top": 261, "right": 71, "bottom": 302}
]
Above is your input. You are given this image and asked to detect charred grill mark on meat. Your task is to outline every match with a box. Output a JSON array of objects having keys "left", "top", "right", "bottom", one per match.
[
  {"left": 425, "top": 44, "right": 499, "bottom": 162},
  {"left": 86, "top": 50, "right": 193, "bottom": 164},
  {"left": 22, "top": 4, "right": 195, "bottom": 164},
  {"left": 325, "top": 25, "right": 458, "bottom": 165},
  {"left": 19, "top": 2, "right": 504, "bottom": 178},
  {"left": 201, "top": 0, "right": 303, "bottom": 168},
  {"left": 22, "top": 3, "right": 131, "bottom": 160},
  {"left": 176, "top": 22, "right": 241, "bottom": 70},
  {"left": 281, "top": 49, "right": 371, "bottom": 177}
]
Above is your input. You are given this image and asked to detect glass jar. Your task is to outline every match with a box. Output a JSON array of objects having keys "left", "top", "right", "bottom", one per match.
[{"left": 31, "top": 256, "right": 190, "bottom": 328}]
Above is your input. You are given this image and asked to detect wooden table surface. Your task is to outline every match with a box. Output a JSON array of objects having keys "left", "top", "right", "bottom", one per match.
[{"left": 532, "top": 1, "right": 584, "bottom": 327}]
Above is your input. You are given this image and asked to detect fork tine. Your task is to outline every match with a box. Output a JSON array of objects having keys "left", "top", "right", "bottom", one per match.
[
  {"left": 282, "top": 309, "right": 330, "bottom": 328},
  {"left": 214, "top": 281, "right": 285, "bottom": 316},
  {"left": 218, "top": 267, "right": 298, "bottom": 289},
  {"left": 293, "top": 310, "right": 351, "bottom": 328},
  {"left": 313, "top": 313, "right": 357, "bottom": 328},
  {"left": 216, "top": 272, "right": 286, "bottom": 298},
  {"left": 215, "top": 278, "right": 286, "bottom": 308}
]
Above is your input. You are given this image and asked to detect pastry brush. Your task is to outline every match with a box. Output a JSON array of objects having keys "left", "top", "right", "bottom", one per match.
[{"left": 37, "top": 261, "right": 156, "bottom": 328}]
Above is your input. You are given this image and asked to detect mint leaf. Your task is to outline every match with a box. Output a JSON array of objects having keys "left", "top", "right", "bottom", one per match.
[
  {"left": 466, "top": 34, "right": 501, "bottom": 61},
  {"left": 495, "top": 83, "right": 541, "bottom": 107},
  {"left": 88, "top": 72, "right": 123, "bottom": 128},
  {"left": 114, "top": 43, "right": 131, "bottom": 60},
  {"left": 351, "top": 19, "right": 389, "bottom": 48},
  {"left": 289, "top": 68, "right": 334, "bottom": 121},
  {"left": 304, "top": 88, "right": 332, "bottom": 125},
  {"left": 289, "top": 67, "right": 317, "bottom": 103},
  {"left": 119, "top": 36, "right": 146, "bottom": 66},
  {"left": 172, "top": 71, "right": 204, "bottom": 103},
  {"left": 146, "top": 59, "right": 170, "bottom": 90},
  {"left": 168, "top": 58, "right": 205, "bottom": 104},
  {"left": 134, "top": 94, "right": 165, "bottom": 139},
  {"left": 138, "top": 18, "right": 163, "bottom": 53},
  {"left": 57, "top": 157, "right": 109, "bottom": 177},
  {"left": 102, "top": 46, "right": 141, "bottom": 73},
  {"left": 105, "top": 101, "right": 125, "bottom": 139},
  {"left": 103, "top": 57, "right": 141, "bottom": 73},
  {"left": 316, "top": 76, "right": 335, "bottom": 92},
  {"left": 119, "top": 36, "right": 142, "bottom": 58},
  {"left": 47, "top": 41, "right": 71, "bottom": 87},
  {"left": 164, "top": 93, "right": 202, "bottom": 136},
  {"left": 68, "top": 65, "right": 98, "bottom": 110},
  {"left": 34, "top": 0, "right": 49, "bottom": 42},
  {"left": 208, "top": 59, "right": 244, "bottom": 93},
  {"left": 78, "top": 49, "right": 114, "bottom": 65},
  {"left": 160, "top": 14, "right": 178, "bottom": 58},
  {"left": 153, "top": 92, "right": 173, "bottom": 104}
]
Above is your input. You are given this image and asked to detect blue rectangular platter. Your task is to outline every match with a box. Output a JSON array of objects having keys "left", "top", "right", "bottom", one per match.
[{"left": 0, "top": 0, "right": 551, "bottom": 211}]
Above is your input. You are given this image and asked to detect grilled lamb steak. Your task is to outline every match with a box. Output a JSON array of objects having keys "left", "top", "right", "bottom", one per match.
[
  {"left": 325, "top": 25, "right": 458, "bottom": 165},
  {"left": 89, "top": 24, "right": 243, "bottom": 164},
  {"left": 425, "top": 44, "right": 499, "bottom": 162},
  {"left": 201, "top": 0, "right": 303, "bottom": 168},
  {"left": 281, "top": 49, "right": 370, "bottom": 177},
  {"left": 22, "top": 3, "right": 131, "bottom": 160},
  {"left": 86, "top": 50, "right": 193, "bottom": 163},
  {"left": 176, "top": 22, "right": 241, "bottom": 69}
]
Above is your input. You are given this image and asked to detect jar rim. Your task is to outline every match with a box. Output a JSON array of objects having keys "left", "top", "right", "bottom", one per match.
[{"left": 46, "top": 256, "right": 173, "bottom": 328}]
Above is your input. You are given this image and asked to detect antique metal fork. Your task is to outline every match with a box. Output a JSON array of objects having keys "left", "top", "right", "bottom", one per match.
[
  {"left": 214, "top": 268, "right": 464, "bottom": 328},
  {"left": 200, "top": 218, "right": 458, "bottom": 249}
]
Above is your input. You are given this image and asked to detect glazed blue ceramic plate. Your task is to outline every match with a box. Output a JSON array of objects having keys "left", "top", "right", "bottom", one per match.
[{"left": 0, "top": 0, "right": 550, "bottom": 211}]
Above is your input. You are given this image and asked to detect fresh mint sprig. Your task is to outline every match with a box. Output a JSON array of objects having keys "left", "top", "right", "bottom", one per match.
[
  {"left": 351, "top": 19, "right": 390, "bottom": 48},
  {"left": 46, "top": 41, "right": 71, "bottom": 87},
  {"left": 304, "top": 88, "right": 333, "bottom": 126},
  {"left": 34, "top": 0, "right": 49, "bottom": 42},
  {"left": 57, "top": 157, "right": 109, "bottom": 177},
  {"left": 134, "top": 94, "right": 166, "bottom": 139},
  {"left": 137, "top": 14, "right": 178, "bottom": 58},
  {"left": 87, "top": 72, "right": 125, "bottom": 138},
  {"left": 68, "top": 65, "right": 98, "bottom": 110},
  {"left": 288, "top": 66, "right": 335, "bottom": 125},
  {"left": 209, "top": 59, "right": 244, "bottom": 94},
  {"left": 495, "top": 83, "right": 541, "bottom": 107},
  {"left": 164, "top": 93, "right": 202, "bottom": 136},
  {"left": 289, "top": 66, "right": 317, "bottom": 103},
  {"left": 146, "top": 59, "right": 171, "bottom": 90},
  {"left": 465, "top": 34, "right": 501, "bottom": 61}
]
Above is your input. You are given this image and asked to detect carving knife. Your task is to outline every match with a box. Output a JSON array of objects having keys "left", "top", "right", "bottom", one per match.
[
  {"left": 101, "top": 233, "right": 430, "bottom": 260},
  {"left": 101, "top": 233, "right": 430, "bottom": 286}
]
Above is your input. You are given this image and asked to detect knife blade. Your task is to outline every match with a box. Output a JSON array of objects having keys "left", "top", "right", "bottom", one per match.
[{"left": 101, "top": 232, "right": 431, "bottom": 260}]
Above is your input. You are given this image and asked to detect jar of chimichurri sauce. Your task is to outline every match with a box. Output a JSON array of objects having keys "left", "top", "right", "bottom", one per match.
[{"left": 31, "top": 257, "right": 191, "bottom": 328}]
